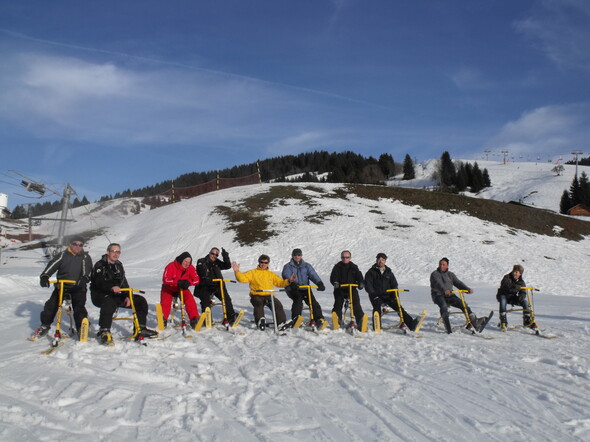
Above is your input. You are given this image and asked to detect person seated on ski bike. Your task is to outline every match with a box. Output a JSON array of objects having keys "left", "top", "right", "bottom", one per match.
[
  {"left": 281, "top": 248, "right": 326, "bottom": 326},
  {"left": 232, "top": 255, "right": 296, "bottom": 331},
  {"left": 430, "top": 257, "right": 488, "bottom": 334},
  {"left": 33, "top": 236, "right": 92, "bottom": 340},
  {"left": 160, "top": 252, "right": 201, "bottom": 329},
  {"left": 91, "top": 243, "right": 158, "bottom": 343},
  {"left": 330, "top": 250, "right": 365, "bottom": 330},
  {"left": 195, "top": 247, "right": 238, "bottom": 325},
  {"left": 365, "top": 252, "right": 420, "bottom": 331},
  {"left": 496, "top": 264, "right": 537, "bottom": 331}
]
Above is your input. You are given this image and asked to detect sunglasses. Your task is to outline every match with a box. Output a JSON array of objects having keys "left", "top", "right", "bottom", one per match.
[
  {"left": 341, "top": 256, "right": 351, "bottom": 260},
  {"left": 71, "top": 242, "right": 84, "bottom": 247},
  {"left": 210, "top": 252, "right": 219, "bottom": 257},
  {"left": 259, "top": 261, "right": 269, "bottom": 264},
  {"left": 110, "top": 250, "right": 122, "bottom": 254}
]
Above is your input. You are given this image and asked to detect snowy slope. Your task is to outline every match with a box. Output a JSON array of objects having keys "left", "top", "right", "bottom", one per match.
[
  {"left": 391, "top": 159, "right": 589, "bottom": 213},
  {"left": 1, "top": 177, "right": 590, "bottom": 440}
]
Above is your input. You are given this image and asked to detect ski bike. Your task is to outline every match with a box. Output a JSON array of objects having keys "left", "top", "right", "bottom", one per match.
[
  {"left": 502, "top": 286, "right": 555, "bottom": 339},
  {"left": 211, "top": 278, "right": 244, "bottom": 330},
  {"left": 157, "top": 288, "right": 210, "bottom": 339},
  {"left": 29, "top": 279, "right": 89, "bottom": 353},
  {"left": 332, "top": 283, "right": 368, "bottom": 335},
  {"left": 373, "top": 288, "right": 426, "bottom": 334},
  {"left": 291, "top": 284, "right": 328, "bottom": 332},
  {"left": 107, "top": 288, "right": 158, "bottom": 345},
  {"left": 436, "top": 289, "right": 493, "bottom": 335}
]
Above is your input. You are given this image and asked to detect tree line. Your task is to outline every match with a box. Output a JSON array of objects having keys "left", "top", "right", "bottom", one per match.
[
  {"left": 10, "top": 150, "right": 490, "bottom": 219},
  {"left": 560, "top": 171, "right": 590, "bottom": 214}
]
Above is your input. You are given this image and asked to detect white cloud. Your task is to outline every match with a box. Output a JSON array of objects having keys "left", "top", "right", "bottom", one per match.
[
  {"left": 488, "top": 103, "right": 590, "bottom": 155},
  {"left": 515, "top": 0, "right": 590, "bottom": 71}
]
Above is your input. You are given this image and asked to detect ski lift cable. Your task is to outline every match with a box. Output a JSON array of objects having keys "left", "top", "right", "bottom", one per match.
[{"left": 70, "top": 188, "right": 112, "bottom": 245}]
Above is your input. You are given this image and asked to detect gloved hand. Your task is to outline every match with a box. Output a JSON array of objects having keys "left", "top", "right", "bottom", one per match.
[
  {"left": 40, "top": 275, "right": 50, "bottom": 288},
  {"left": 290, "top": 281, "right": 299, "bottom": 290},
  {"left": 358, "top": 283, "right": 364, "bottom": 290},
  {"left": 177, "top": 279, "right": 190, "bottom": 290},
  {"left": 316, "top": 281, "right": 326, "bottom": 291},
  {"left": 76, "top": 276, "right": 89, "bottom": 287},
  {"left": 221, "top": 248, "right": 229, "bottom": 259},
  {"left": 333, "top": 282, "right": 339, "bottom": 289}
]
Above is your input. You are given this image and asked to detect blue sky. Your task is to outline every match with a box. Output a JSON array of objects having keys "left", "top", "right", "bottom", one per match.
[{"left": 1, "top": 0, "right": 589, "bottom": 209}]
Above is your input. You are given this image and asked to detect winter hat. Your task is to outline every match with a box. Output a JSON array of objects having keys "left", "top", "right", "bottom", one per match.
[
  {"left": 376, "top": 252, "right": 387, "bottom": 260},
  {"left": 512, "top": 264, "right": 524, "bottom": 274},
  {"left": 70, "top": 235, "right": 85, "bottom": 245},
  {"left": 292, "top": 248, "right": 302, "bottom": 256},
  {"left": 175, "top": 251, "right": 192, "bottom": 264},
  {"left": 440, "top": 257, "right": 449, "bottom": 265}
]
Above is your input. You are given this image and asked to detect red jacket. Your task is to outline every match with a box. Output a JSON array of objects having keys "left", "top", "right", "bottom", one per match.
[{"left": 162, "top": 260, "right": 200, "bottom": 294}]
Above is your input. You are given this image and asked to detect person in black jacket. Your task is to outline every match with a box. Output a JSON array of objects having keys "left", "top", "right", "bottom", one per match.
[
  {"left": 330, "top": 250, "right": 365, "bottom": 329},
  {"left": 496, "top": 264, "right": 536, "bottom": 330},
  {"left": 90, "top": 243, "right": 157, "bottom": 343},
  {"left": 365, "top": 253, "right": 419, "bottom": 331},
  {"left": 33, "top": 236, "right": 92, "bottom": 339},
  {"left": 195, "top": 247, "right": 237, "bottom": 324}
]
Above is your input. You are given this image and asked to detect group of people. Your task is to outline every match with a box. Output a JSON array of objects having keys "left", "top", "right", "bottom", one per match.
[{"left": 32, "top": 236, "right": 536, "bottom": 342}]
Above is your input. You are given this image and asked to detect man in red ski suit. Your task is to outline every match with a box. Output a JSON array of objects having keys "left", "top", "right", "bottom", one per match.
[{"left": 160, "top": 252, "right": 200, "bottom": 328}]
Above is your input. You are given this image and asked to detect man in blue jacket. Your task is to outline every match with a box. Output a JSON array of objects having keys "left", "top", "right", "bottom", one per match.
[{"left": 282, "top": 248, "right": 326, "bottom": 326}]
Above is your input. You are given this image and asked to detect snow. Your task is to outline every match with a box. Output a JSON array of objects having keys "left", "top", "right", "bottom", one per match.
[{"left": 1, "top": 162, "right": 590, "bottom": 441}]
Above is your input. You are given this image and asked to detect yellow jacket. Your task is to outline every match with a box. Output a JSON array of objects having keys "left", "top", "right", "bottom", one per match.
[{"left": 235, "top": 266, "right": 291, "bottom": 296}]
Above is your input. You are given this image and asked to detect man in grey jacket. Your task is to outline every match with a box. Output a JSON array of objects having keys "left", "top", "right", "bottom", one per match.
[
  {"left": 430, "top": 257, "right": 491, "bottom": 334},
  {"left": 282, "top": 248, "right": 326, "bottom": 326}
]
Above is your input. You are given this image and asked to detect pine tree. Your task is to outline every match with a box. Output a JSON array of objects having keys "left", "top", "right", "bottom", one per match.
[
  {"left": 560, "top": 190, "right": 572, "bottom": 214},
  {"left": 471, "top": 162, "right": 485, "bottom": 193},
  {"left": 455, "top": 163, "right": 468, "bottom": 191},
  {"left": 482, "top": 168, "right": 491, "bottom": 188},
  {"left": 569, "top": 176, "right": 582, "bottom": 206},
  {"left": 439, "top": 151, "right": 456, "bottom": 190},
  {"left": 402, "top": 154, "right": 415, "bottom": 180},
  {"left": 378, "top": 153, "right": 395, "bottom": 177},
  {"left": 579, "top": 172, "right": 590, "bottom": 206}
]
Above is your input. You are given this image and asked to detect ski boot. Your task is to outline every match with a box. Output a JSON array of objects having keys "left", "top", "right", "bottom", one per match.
[
  {"left": 138, "top": 327, "right": 158, "bottom": 339},
  {"left": 500, "top": 313, "right": 507, "bottom": 332},
  {"left": 257, "top": 317, "right": 266, "bottom": 331},
  {"left": 97, "top": 328, "right": 114, "bottom": 346},
  {"left": 30, "top": 324, "right": 50, "bottom": 340}
]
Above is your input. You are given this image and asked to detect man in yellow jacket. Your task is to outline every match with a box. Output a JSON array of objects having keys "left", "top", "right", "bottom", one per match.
[{"left": 232, "top": 254, "right": 296, "bottom": 330}]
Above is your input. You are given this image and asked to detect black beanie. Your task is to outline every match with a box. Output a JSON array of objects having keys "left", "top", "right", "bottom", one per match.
[
  {"left": 292, "top": 248, "right": 302, "bottom": 256},
  {"left": 376, "top": 252, "right": 387, "bottom": 260},
  {"left": 175, "top": 251, "right": 192, "bottom": 264}
]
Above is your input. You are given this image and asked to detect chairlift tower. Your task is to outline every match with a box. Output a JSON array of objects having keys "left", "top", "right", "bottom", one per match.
[
  {"left": 571, "top": 151, "right": 584, "bottom": 179},
  {"left": 56, "top": 184, "right": 74, "bottom": 250}
]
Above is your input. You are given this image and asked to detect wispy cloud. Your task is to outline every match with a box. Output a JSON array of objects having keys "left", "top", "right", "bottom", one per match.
[
  {"left": 449, "top": 67, "right": 490, "bottom": 90},
  {"left": 0, "top": 51, "right": 344, "bottom": 150},
  {"left": 488, "top": 103, "right": 590, "bottom": 155},
  {"left": 515, "top": 0, "right": 590, "bottom": 71}
]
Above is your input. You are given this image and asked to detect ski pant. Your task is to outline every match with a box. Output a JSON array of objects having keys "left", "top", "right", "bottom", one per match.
[
  {"left": 250, "top": 295, "right": 286, "bottom": 325},
  {"left": 286, "top": 287, "right": 324, "bottom": 322},
  {"left": 40, "top": 285, "right": 88, "bottom": 332},
  {"left": 369, "top": 292, "right": 414, "bottom": 325},
  {"left": 195, "top": 285, "right": 236, "bottom": 320},
  {"left": 160, "top": 289, "right": 199, "bottom": 321},
  {"left": 91, "top": 291, "right": 148, "bottom": 330},
  {"left": 332, "top": 287, "right": 364, "bottom": 328},
  {"left": 433, "top": 294, "right": 473, "bottom": 317},
  {"left": 498, "top": 294, "right": 531, "bottom": 325}
]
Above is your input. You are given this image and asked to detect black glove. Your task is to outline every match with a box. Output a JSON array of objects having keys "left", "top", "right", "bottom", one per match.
[
  {"left": 317, "top": 281, "right": 325, "bottom": 291},
  {"left": 290, "top": 281, "right": 299, "bottom": 290},
  {"left": 333, "top": 282, "right": 339, "bottom": 289},
  {"left": 40, "top": 275, "right": 50, "bottom": 288},
  {"left": 221, "top": 248, "right": 229, "bottom": 259},
  {"left": 358, "top": 283, "right": 364, "bottom": 290},
  {"left": 177, "top": 279, "right": 190, "bottom": 290},
  {"left": 77, "top": 276, "right": 89, "bottom": 287}
]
